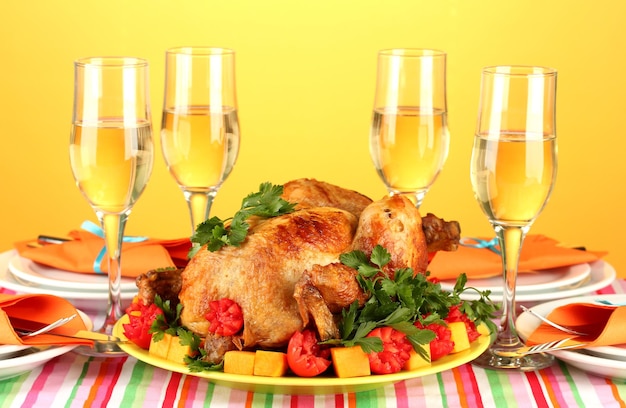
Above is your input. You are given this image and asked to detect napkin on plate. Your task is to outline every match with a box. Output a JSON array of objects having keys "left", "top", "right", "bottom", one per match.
[
  {"left": 14, "top": 229, "right": 191, "bottom": 278},
  {"left": 427, "top": 235, "right": 606, "bottom": 280},
  {"left": 525, "top": 303, "right": 626, "bottom": 349},
  {"left": 0, "top": 293, "right": 92, "bottom": 346}
]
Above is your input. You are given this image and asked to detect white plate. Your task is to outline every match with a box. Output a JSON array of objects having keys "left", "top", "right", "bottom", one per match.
[
  {"left": 0, "top": 250, "right": 135, "bottom": 311},
  {"left": 454, "top": 260, "right": 615, "bottom": 303},
  {"left": 549, "top": 348, "right": 626, "bottom": 380},
  {"left": 516, "top": 294, "right": 626, "bottom": 379},
  {"left": 0, "top": 310, "right": 92, "bottom": 381},
  {"left": 8, "top": 255, "right": 137, "bottom": 292},
  {"left": 439, "top": 263, "right": 591, "bottom": 294},
  {"left": 0, "top": 344, "right": 30, "bottom": 360}
]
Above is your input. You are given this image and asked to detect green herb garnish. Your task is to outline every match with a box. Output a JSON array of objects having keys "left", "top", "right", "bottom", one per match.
[
  {"left": 149, "top": 295, "right": 182, "bottom": 341},
  {"left": 188, "top": 182, "right": 297, "bottom": 257},
  {"left": 336, "top": 245, "right": 498, "bottom": 358}
]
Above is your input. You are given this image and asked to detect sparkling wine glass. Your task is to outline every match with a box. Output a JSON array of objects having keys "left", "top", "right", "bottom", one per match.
[
  {"left": 161, "top": 47, "right": 240, "bottom": 233},
  {"left": 369, "top": 48, "right": 450, "bottom": 209},
  {"left": 70, "top": 57, "right": 154, "bottom": 356},
  {"left": 470, "top": 66, "right": 557, "bottom": 370}
]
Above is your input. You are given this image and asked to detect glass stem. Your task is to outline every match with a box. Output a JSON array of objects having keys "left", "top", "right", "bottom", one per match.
[
  {"left": 97, "top": 212, "right": 127, "bottom": 335},
  {"left": 493, "top": 224, "right": 528, "bottom": 351},
  {"left": 391, "top": 190, "right": 427, "bottom": 209},
  {"left": 184, "top": 189, "right": 218, "bottom": 234}
]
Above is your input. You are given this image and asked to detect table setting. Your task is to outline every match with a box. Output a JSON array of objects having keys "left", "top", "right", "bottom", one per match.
[{"left": 2, "top": 47, "right": 626, "bottom": 408}]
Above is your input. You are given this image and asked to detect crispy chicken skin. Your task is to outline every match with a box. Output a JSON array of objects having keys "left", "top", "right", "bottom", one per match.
[
  {"left": 422, "top": 213, "right": 461, "bottom": 253},
  {"left": 178, "top": 207, "right": 358, "bottom": 349},
  {"left": 351, "top": 194, "right": 429, "bottom": 276},
  {"left": 281, "top": 178, "right": 373, "bottom": 219},
  {"left": 135, "top": 267, "right": 182, "bottom": 308},
  {"left": 294, "top": 263, "right": 368, "bottom": 340}
]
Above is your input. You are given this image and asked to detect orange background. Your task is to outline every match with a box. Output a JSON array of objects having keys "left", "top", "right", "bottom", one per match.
[{"left": 1, "top": 1, "right": 625, "bottom": 277}]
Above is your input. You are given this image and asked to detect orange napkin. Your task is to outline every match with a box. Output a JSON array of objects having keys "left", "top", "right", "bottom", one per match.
[
  {"left": 427, "top": 235, "right": 606, "bottom": 280},
  {"left": 0, "top": 293, "right": 92, "bottom": 346},
  {"left": 14, "top": 230, "right": 191, "bottom": 278},
  {"left": 525, "top": 303, "right": 626, "bottom": 348}
]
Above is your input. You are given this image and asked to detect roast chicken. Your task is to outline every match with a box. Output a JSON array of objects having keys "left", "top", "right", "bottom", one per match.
[{"left": 138, "top": 178, "right": 460, "bottom": 359}]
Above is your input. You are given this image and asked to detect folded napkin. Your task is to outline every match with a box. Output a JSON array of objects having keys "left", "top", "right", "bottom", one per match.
[
  {"left": 525, "top": 303, "right": 626, "bottom": 349},
  {"left": 14, "top": 227, "right": 191, "bottom": 278},
  {"left": 427, "top": 235, "right": 606, "bottom": 280},
  {"left": 0, "top": 293, "right": 92, "bottom": 346}
]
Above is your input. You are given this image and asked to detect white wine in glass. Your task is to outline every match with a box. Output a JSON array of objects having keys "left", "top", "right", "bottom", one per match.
[
  {"left": 470, "top": 65, "right": 557, "bottom": 370},
  {"left": 370, "top": 49, "right": 449, "bottom": 209},
  {"left": 161, "top": 47, "right": 240, "bottom": 233},
  {"left": 70, "top": 57, "right": 154, "bottom": 356}
]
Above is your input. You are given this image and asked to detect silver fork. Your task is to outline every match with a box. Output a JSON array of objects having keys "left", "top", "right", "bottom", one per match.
[
  {"left": 520, "top": 305, "right": 587, "bottom": 336},
  {"left": 507, "top": 337, "right": 582, "bottom": 356},
  {"left": 16, "top": 314, "right": 78, "bottom": 337}
]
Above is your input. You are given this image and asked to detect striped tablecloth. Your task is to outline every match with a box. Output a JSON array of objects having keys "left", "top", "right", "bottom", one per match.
[{"left": 2, "top": 280, "right": 626, "bottom": 407}]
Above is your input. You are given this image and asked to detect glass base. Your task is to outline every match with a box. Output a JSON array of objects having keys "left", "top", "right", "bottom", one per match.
[
  {"left": 72, "top": 314, "right": 127, "bottom": 358},
  {"left": 472, "top": 348, "right": 555, "bottom": 371},
  {"left": 73, "top": 343, "right": 127, "bottom": 358}
]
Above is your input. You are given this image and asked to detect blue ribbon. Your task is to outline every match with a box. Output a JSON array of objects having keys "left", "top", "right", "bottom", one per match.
[
  {"left": 81, "top": 220, "right": 149, "bottom": 274},
  {"left": 459, "top": 237, "right": 501, "bottom": 255}
]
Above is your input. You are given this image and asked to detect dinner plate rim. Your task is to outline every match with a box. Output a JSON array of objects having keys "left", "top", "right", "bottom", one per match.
[
  {"left": 113, "top": 315, "right": 491, "bottom": 395},
  {"left": 439, "top": 263, "right": 591, "bottom": 294},
  {"left": 516, "top": 293, "right": 626, "bottom": 378},
  {"left": 0, "top": 250, "right": 135, "bottom": 301},
  {"left": 456, "top": 260, "right": 615, "bottom": 302},
  {"left": 8, "top": 254, "right": 137, "bottom": 292},
  {"left": 0, "top": 344, "right": 30, "bottom": 359}
]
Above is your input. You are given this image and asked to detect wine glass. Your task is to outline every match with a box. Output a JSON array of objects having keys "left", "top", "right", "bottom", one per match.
[
  {"left": 369, "top": 48, "right": 450, "bottom": 209},
  {"left": 161, "top": 47, "right": 240, "bottom": 233},
  {"left": 470, "top": 65, "right": 558, "bottom": 370},
  {"left": 70, "top": 57, "right": 154, "bottom": 356}
]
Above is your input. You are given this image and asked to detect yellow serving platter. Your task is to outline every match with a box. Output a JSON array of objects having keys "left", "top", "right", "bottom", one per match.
[{"left": 113, "top": 315, "right": 490, "bottom": 395}]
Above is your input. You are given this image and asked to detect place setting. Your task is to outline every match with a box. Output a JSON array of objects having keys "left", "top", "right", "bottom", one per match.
[
  {"left": 428, "top": 234, "right": 613, "bottom": 305},
  {"left": 0, "top": 223, "right": 190, "bottom": 312},
  {"left": 516, "top": 294, "right": 626, "bottom": 380},
  {"left": 0, "top": 292, "right": 94, "bottom": 381}
]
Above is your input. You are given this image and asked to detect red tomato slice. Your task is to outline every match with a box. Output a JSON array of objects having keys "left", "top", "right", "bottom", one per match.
[
  {"left": 205, "top": 298, "right": 244, "bottom": 336},
  {"left": 415, "top": 321, "right": 454, "bottom": 361},
  {"left": 122, "top": 302, "right": 164, "bottom": 350},
  {"left": 445, "top": 304, "right": 481, "bottom": 342},
  {"left": 287, "top": 329, "right": 331, "bottom": 377},
  {"left": 366, "top": 327, "right": 413, "bottom": 374}
]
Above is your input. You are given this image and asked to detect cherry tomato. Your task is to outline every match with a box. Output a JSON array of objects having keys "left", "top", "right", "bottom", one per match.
[
  {"left": 415, "top": 321, "right": 454, "bottom": 361},
  {"left": 366, "top": 327, "right": 413, "bottom": 374},
  {"left": 445, "top": 304, "right": 481, "bottom": 342},
  {"left": 287, "top": 329, "right": 331, "bottom": 377},
  {"left": 205, "top": 298, "right": 244, "bottom": 336},
  {"left": 122, "top": 301, "right": 164, "bottom": 350}
]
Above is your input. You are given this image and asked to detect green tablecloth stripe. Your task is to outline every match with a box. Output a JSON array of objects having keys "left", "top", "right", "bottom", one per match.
[
  {"left": 485, "top": 368, "right": 515, "bottom": 407},
  {"left": 119, "top": 357, "right": 151, "bottom": 406},
  {"left": 64, "top": 355, "right": 91, "bottom": 407}
]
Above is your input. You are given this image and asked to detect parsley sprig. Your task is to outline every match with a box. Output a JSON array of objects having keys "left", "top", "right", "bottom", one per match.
[
  {"left": 189, "top": 182, "right": 297, "bottom": 257},
  {"left": 149, "top": 295, "right": 183, "bottom": 341},
  {"left": 148, "top": 295, "right": 223, "bottom": 372},
  {"left": 336, "top": 245, "right": 498, "bottom": 358}
]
